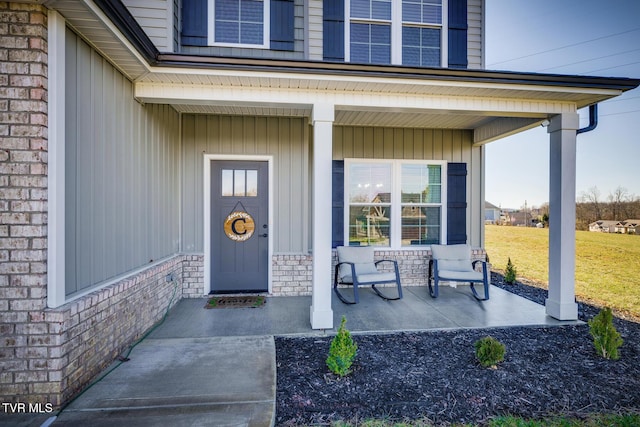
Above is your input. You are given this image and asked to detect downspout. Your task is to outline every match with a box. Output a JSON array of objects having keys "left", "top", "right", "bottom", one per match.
[{"left": 577, "top": 104, "right": 598, "bottom": 134}]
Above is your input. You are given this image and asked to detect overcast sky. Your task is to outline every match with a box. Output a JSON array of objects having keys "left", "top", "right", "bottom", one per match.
[{"left": 484, "top": 0, "right": 640, "bottom": 210}]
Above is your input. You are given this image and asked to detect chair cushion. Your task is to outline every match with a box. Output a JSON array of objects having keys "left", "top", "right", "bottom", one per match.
[
  {"left": 342, "top": 272, "right": 397, "bottom": 285},
  {"left": 337, "top": 246, "right": 378, "bottom": 280},
  {"left": 431, "top": 244, "right": 473, "bottom": 272},
  {"left": 437, "top": 269, "right": 483, "bottom": 282}
]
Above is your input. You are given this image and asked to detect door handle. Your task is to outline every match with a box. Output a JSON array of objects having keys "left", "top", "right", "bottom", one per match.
[{"left": 260, "top": 233, "right": 268, "bottom": 238}]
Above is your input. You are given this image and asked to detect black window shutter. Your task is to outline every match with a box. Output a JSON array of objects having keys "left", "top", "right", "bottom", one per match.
[
  {"left": 447, "top": 163, "right": 467, "bottom": 244},
  {"left": 181, "top": 0, "right": 208, "bottom": 46},
  {"left": 447, "top": 0, "right": 468, "bottom": 69},
  {"left": 323, "top": 0, "right": 345, "bottom": 61},
  {"left": 271, "top": 0, "right": 295, "bottom": 51},
  {"left": 332, "top": 160, "right": 344, "bottom": 248}
]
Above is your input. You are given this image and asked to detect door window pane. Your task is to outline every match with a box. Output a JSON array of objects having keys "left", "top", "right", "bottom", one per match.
[
  {"left": 222, "top": 169, "right": 258, "bottom": 197},
  {"left": 233, "top": 170, "right": 245, "bottom": 196},
  {"left": 222, "top": 169, "right": 234, "bottom": 196},
  {"left": 246, "top": 170, "right": 258, "bottom": 197}
]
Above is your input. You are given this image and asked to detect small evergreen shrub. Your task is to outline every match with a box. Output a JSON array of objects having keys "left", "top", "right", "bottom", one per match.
[
  {"left": 504, "top": 258, "right": 517, "bottom": 284},
  {"left": 326, "top": 316, "right": 358, "bottom": 377},
  {"left": 588, "top": 307, "right": 623, "bottom": 360},
  {"left": 475, "top": 336, "right": 506, "bottom": 368}
]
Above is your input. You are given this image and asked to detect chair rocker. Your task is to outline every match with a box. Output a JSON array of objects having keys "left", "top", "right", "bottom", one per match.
[
  {"left": 428, "top": 244, "right": 489, "bottom": 301},
  {"left": 333, "top": 246, "right": 403, "bottom": 304}
]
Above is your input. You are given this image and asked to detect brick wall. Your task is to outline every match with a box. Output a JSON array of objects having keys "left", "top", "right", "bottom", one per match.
[
  {"left": 47, "top": 257, "right": 183, "bottom": 405},
  {"left": 0, "top": 1, "right": 50, "bottom": 404},
  {"left": 1, "top": 252, "right": 183, "bottom": 407},
  {"left": 332, "top": 248, "right": 488, "bottom": 290},
  {"left": 182, "top": 254, "right": 204, "bottom": 297},
  {"left": 272, "top": 254, "right": 313, "bottom": 296},
  {"left": 270, "top": 248, "right": 488, "bottom": 296}
]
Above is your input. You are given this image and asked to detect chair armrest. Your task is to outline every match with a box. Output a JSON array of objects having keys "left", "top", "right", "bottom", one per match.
[{"left": 335, "top": 261, "right": 357, "bottom": 281}]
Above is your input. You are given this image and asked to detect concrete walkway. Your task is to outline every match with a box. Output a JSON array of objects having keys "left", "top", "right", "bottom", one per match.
[
  {"left": 51, "top": 336, "right": 275, "bottom": 426},
  {"left": 4, "top": 285, "right": 579, "bottom": 427}
]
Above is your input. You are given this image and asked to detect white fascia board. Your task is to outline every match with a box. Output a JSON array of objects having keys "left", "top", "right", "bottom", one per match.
[
  {"left": 140, "top": 65, "right": 625, "bottom": 100},
  {"left": 134, "top": 80, "right": 583, "bottom": 117}
]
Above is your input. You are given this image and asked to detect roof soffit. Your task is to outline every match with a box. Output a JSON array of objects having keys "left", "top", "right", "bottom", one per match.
[{"left": 47, "top": 0, "right": 640, "bottom": 133}]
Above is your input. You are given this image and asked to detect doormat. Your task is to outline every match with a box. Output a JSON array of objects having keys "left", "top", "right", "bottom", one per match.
[{"left": 205, "top": 295, "right": 266, "bottom": 309}]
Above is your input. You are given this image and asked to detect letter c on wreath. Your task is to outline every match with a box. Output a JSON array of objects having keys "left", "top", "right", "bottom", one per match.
[{"left": 224, "top": 212, "right": 255, "bottom": 242}]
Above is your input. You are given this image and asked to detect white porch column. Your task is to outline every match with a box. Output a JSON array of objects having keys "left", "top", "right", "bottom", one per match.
[
  {"left": 310, "top": 104, "right": 335, "bottom": 329},
  {"left": 546, "top": 113, "right": 580, "bottom": 320}
]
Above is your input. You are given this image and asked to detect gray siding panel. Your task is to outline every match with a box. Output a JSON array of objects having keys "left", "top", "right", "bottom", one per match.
[
  {"left": 181, "top": 115, "right": 309, "bottom": 254},
  {"left": 122, "top": 0, "right": 172, "bottom": 51},
  {"left": 467, "top": 0, "right": 484, "bottom": 69},
  {"left": 65, "top": 29, "right": 180, "bottom": 297},
  {"left": 333, "top": 126, "right": 473, "bottom": 162}
]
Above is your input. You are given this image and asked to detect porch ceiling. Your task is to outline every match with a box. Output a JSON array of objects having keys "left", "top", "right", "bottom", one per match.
[{"left": 170, "top": 103, "right": 500, "bottom": 130}]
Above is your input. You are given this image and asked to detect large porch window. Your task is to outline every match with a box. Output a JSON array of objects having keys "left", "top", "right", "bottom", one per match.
[{"left": 345, "top": 159, "right": 445, "bottom": 248}]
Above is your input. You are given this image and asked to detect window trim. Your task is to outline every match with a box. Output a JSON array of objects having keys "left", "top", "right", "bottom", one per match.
[
  {"left": 344, "top": 0, "right": 448, "bottom": 66},
  {"left": 208, "top": 0, "right": 271, "bottom": 49},
  {"left": 344, "top": 159, "right": 447, "bottom": 250}
]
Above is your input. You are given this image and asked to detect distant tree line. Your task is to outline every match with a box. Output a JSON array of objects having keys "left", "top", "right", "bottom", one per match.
[{"left": 576, "top": 186, "right": 640, "bottom": 230}]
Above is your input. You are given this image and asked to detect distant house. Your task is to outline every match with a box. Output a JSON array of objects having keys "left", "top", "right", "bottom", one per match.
[
  {"left": 615, "top": 219, "right": 640, "bottom": 234},
  {"left": 589, "top": 220, "right": 618, "bottom": 233},
  {"left": 485, "top": 202, "right": 501, "bottom": 224},
  {"left": 509, "top": 211, "right": 537, "bottom": 227}
]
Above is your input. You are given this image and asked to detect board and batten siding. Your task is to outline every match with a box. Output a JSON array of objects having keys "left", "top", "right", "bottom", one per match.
[
  {"left": 467, "top": 0, "right": 484, "bottom": 69},
  {"left": 65, "top": 28, "right": 180, "bottom": 297},
  {"left": 333, "top": 126, "right": 484, "bottom": 247},
  {"left": 122, "top": 0, "right": 174, "bottom": 51},
  {"left": 306, "top": 0, "right": 324, "bottom": 60},
  {"left": 181, "top": 115, "right": 309, "bottom": 254}
]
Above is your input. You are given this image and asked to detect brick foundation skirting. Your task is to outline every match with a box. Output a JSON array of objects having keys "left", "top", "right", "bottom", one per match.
[
  {"left": 0, "top": 256, "right": 184, "bottom": 406},
  {"left": 271, "top": 248, "right": 488, "bottom": 296},
  {"left": 272, "top": 254, "right": 313, "bottom": 296}
]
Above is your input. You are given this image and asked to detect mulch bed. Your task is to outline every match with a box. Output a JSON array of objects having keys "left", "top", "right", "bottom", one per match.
[{"left": 275, "top": 274, "right": 640, "bottom": 425}]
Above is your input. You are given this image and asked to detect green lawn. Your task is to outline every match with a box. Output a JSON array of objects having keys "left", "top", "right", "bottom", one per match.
[{"left": 485, "top": 225, "right": 640, "bottom": 320}]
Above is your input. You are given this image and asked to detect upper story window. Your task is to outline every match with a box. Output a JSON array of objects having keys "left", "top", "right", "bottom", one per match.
[
  {"left": 209, "top": 0, "right": 270, "bottom": 48},
  {"left": 345, "top": 0, "right": 445, "bottom": 66}
]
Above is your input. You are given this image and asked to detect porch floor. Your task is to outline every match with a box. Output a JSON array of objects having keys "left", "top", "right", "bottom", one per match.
[
  {"left": 46, "top": 285, "right": 579, "bottom": 427},
  {"left": 150, "top": 285, "right": 579, "bottom": 339}
]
